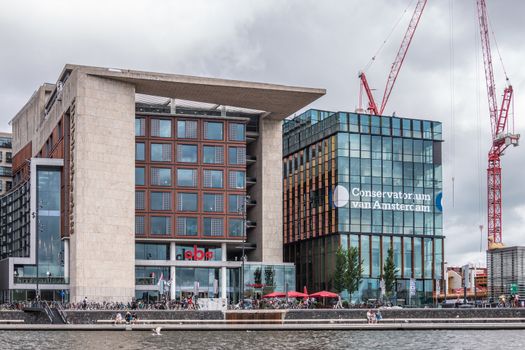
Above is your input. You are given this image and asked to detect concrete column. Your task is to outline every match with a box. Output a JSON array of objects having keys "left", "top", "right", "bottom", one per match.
[
  {"left": 63, "top": 239, "right": 69, "bottom": 280},
  {"left": 170, "top": 242, "right": 176, "bottom": 300},
  {"left": 253, "top": 118, "right": 283, "bottom": 263},
  {"left": 221, "top": 243, "right": 227, "bottom": 300}
]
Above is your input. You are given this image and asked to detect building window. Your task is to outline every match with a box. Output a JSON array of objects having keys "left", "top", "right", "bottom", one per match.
[
  {"left": 177, "top": 120, "right": 197, "bottom": 139},
  {"left": 176, "top": 217, "right": 198, "bottom": 236},
  {"left": 0, "top": 180, "right": 3, "bottom": 192},
  {"left": 135, "top": 118, "right": 145, "bottom": 136},
  {"left": 151, "top": 119, "right": 172, "bottom": 138},
  {"left": 0, "top": 152, "right": 2, "bottom": 162},
  {"left": 228, "top": 218, "right": 244, "bottom": 237},
  {"left": 150, "top": 216, "right": 172, "bottom": 235},
  {"left": 204, "top": 122, "right": 223, "bottom": 140},
  {"left": 136, "top": 143, "right": 145, "bottom": 161},
  {"left": 228, "top": 147, "right": 246, "bottom": 165},
  {"left": 150, "top": 192, "right": 172, "bottom": 211},
  {"left": 229, "top": 123, "right": 245, "bottom": 141},
  {"left": 176, "top": 169, "right": 197, "bottom": 187},
  {"left": 203, "top": 217, "right": 223, "bottom": 236},
  {"left": 229, "top": 171, "right": 245, "bottom": 189},
  {"left": 228, "top": 194, "right": 244, "bottom": 213},
  {"left": 135, "top": 243, "right": 170, "bottom": 260},
  {"left": 6, "top": 181, "right": 11, "bottom": 191},
  {"left": 135, "top": 216, "right": 145, "bottom": 235},
  {"left": 203, "top": 146, "right": 224, "bottom": 164},
  {"left": 151, "top": 143, "right": 172, "bottom": 162},
  {"left": 151, "top": 168, "right": 171, "bottom": 186},
  {"left": 177, "top": 144, "right": 198, "bottom": 163},
  {"left": 135, "top": 167, "right": 145, "bottom": 186},
  {"left": 203, "top": 193, "right": 224, "bottom": 212},
  {"left": 136, "top": 191, "right": 145, "bottom": 210},
  {"left": 203, "top": 170, "right": 223, "bottom": 188},
  {"left": 177, "top": 192, "right": 197, "bottom": 211}
]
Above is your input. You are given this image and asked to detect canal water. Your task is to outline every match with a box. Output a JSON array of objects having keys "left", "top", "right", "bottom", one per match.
[{"left": 1, "top": 330, "right": 524, "bottom": 349}]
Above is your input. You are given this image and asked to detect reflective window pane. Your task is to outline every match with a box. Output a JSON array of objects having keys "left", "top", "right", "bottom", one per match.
[
  {"left": 150, "top": 216, "right": 172, "bottom": 235},
  {"left": 150, "top": 168, "right": 171, "bottom": 186},
  {"left": 135, "top": 167, "right": 145, "bottom": 186},
  {"left": 203, "top": 193, "right": 224, "bottom": 212},
  {"left": 151, "top": 119, "right": 172, "bottom": 138},
  {"left": 177, "top": 120, "right": 197, "bottom": 139},
  {"left": 177, "top": 144, "right": 198, "bottom": 163},
  {"left": 203, "top": 146, "right": 224, "bottom": 164},
  {"left": 176, "top": 217, "right": 198, "bottom": 236},
  {"left": 204, "top": 122, "right": 223, "bottom": 140},
  {"left": 136, "top": 143, "right": 145, "bottom": 161},
  {"left": 151, "top": 143, "right": 172, "bottom": 162},
  {"left": 150, "top": 192, "right": 172, "bottom": 211},
  {"left": 177, "top": 192, "right": 197, "bottom": 212},
  {"left": 177, "top": 169, "right": 197, "bottom": 187}
]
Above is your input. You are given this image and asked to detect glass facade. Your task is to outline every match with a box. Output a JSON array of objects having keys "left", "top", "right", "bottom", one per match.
[{"left": 283, "top": 110, "right": 443, "bottom": 306}]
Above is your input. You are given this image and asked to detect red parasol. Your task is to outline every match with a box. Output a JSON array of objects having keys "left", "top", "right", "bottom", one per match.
[
  {"left": 262, "top": 291, "right": 286, "bottom": 298},
  {"left": 286, "top": 291, "right": 309, "bottom": 298},
  {"left": 309, "top": 291, "right": 339, "bottom": 298}
]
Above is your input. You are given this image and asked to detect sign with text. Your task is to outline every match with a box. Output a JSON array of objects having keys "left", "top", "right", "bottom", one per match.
[{"left": 350, "top": 187, "right": 433, "bottom": 213}]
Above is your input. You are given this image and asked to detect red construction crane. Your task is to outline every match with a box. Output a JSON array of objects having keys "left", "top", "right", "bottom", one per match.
[
  {"left": 476, "top": 0, "right": 519, "bottom": 250},
  {"left": 359, "top": 0, "right": 428, "bottom": 115}
]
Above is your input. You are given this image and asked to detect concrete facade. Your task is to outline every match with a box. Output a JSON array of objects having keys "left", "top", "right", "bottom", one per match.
[
  {"left": 251, "top": 118, "right": 283, "bottom": 263},
  {"left": 68, "top": 74, "right": 136, "bottom": 302}
]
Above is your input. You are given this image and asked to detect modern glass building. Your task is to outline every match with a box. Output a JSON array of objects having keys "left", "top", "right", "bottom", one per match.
[{"left": 283, "top": 109, "right": 444, "bottom": 305}]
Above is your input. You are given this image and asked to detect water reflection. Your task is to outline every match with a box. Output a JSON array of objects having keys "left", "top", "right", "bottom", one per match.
[{"left": 1, "top": 330, "right": 524, "bottom": 350}]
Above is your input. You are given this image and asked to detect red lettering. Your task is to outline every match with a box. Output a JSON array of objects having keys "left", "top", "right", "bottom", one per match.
[
  {"left": 194, "top": 245, "right": 204, "bottom": 260},
  {"left": 182, "top": 246, "right": 215, "bottom": 261}
]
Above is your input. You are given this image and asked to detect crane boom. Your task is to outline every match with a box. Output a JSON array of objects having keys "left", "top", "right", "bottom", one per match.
[
  {"left": 359, "top": 0, "right": 427, "bottom": 116},
  {"left": 379, "top": 0, "right": 428, "bottom": 115},
  {"left": 476, "top": 0, "right": 519, "bottom": 249}
]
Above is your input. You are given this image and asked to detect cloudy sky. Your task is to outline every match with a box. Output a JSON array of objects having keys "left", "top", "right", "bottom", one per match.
[{"left": 1, "top": 0, "right": 523, "bottom": 266}]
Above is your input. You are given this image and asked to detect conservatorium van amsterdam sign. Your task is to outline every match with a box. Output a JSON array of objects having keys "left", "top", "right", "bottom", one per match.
[
  {"left": 350, "top": 187, "right": 432, "bottom": 212},
  {"left": 332, "top": 185, "right": 436, "bottom": 213}
]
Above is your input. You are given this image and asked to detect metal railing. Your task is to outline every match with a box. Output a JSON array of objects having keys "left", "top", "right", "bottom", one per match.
[{"left": 14, "top": 276, "right": 69, "bottom": 285}]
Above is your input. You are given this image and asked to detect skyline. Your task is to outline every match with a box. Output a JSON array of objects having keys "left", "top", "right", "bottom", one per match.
[{"left": 1, "top": 0, "right": 524, "bottom": 266}]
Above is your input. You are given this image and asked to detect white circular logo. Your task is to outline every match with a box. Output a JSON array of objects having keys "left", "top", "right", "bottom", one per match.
[{"left": 333, "top": 185, "right": 350, "bottom": 207}]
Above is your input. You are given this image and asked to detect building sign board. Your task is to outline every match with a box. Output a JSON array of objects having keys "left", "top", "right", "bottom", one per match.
[{"left": 350, "top": 187, "right": 434, "bottom": 213}]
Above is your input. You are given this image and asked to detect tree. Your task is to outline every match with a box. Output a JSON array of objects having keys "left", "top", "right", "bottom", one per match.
[
  {"left": 254, "top": 267, "right": 262, "bottom": 286},
  {"left": 345, "top": 246, "right": 363, "bottom": 302},
  {"left": 333, "top": 247, "right": 347, "bottom": 293},
  {"left": 382, "top": 248, "right": 398, "bottom": 297},
  {"left": 264, "top": 266, "right": 275, "bottom": 290}
]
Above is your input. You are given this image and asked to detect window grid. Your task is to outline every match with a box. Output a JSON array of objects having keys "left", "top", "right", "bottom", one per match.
[
  {"left": 151, "top": 192, "right": 171, "bottom": 211},
  {"left": 177, "top": 120, "right": 198, "bottom": 139},
  {"left": 204, "top": 218, "right": 224, "bottom": 236},
  {"left": 203, "top": 193, "right": 224, "bottom": 212},
  {"left": 135, "top": 216, "right": 145, "bottom": 235},
  {"left": 229, "top": 123, "right": 246, "bottom": 141},
  {"left": 176, "top": 217, "right": 197, "bottom": 236},
  {"left": 228, "top": 147, "right": 246, "bottom": 165},
  {"left": 151, "top": 143, "right": 172, "bottom": 162},
  {"left": 136, "top": 191, "right": 145, "bottom": 210}
]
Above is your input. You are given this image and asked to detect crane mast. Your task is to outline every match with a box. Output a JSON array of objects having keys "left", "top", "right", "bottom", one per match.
[
  {"left": 359, "top": 0, "right": 428, "bottom": 116},
  {"left": 476, "top": 0, "right": 519, "bottom": 250}
]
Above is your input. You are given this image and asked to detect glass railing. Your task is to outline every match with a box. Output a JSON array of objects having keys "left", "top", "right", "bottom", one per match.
[
  {"left": 14, "top": 276, "right": 69, "bottom": 284},
  {"left": 135, "top": 277, "right": 156, "bottom": 285}
]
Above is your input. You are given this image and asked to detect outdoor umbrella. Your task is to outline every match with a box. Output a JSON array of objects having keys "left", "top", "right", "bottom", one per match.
[
  {"left": 309, "top": 291, "right": 339, "bottom": 298},
  {"left": 262, "top": 291, "right": 286, "bottom": 298},
  {"left": 286, "top": 291, "right": 309, "bottom": 298}
]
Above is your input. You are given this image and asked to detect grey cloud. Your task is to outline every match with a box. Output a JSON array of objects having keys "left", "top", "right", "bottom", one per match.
[{"left": 1, "top": 0, "right": 524, "bottom": 266}]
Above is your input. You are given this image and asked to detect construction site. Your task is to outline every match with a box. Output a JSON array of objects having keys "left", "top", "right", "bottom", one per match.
[{"left": 353, "top": 0, "right": 522, "bottom": 305}]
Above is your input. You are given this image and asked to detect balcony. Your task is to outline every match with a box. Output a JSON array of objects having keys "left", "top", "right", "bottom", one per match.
[
  {"left": 135, "top": 277, "right": 156, "bottom": 286},
  {"left": 14, "top": 276, "right": 69, "bottom": 285}
]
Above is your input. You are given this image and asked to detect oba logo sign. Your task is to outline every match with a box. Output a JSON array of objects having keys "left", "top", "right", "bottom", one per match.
[{"left": 178, "top": 245, "right": 214, "bottom": 261}]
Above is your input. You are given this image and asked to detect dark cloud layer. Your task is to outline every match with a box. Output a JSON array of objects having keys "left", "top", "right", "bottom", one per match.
[{"left": 1, "top": 0, "right": 524, "bottom": 266}]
